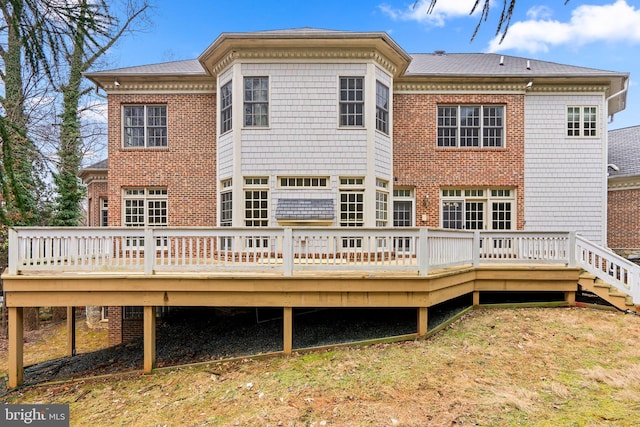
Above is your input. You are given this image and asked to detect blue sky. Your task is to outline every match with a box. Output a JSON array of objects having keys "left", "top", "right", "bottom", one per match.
[{"left": 107, "top": 0, "right": 640, "bottom": 130}]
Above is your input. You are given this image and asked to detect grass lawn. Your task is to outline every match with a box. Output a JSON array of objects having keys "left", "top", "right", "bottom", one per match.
[{"left": 2, "top": 306, "right": 640, "bottom": 426}]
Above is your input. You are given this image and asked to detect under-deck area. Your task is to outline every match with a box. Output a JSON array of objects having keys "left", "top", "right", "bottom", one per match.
[{"left": 3, "top": 227, "right": 639, "bottom": 388}]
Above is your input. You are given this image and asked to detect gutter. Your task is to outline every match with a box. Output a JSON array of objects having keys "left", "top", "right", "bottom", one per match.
[{"left": 607, "top": 75, "right": 629, "bottom": 121}]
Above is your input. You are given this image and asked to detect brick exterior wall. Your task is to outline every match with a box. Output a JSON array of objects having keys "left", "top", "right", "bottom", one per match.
[
  {"left": 608, "top": 188, "right": 640, "bottom": 249},
  {"left": 86, "top": 181, "right": 108, "bottom": 226},
  {"left": 107, "top": 93, "right": 217, "bottom": 227},
  {"left": 393, "top": 93, "right": 525, "bottom": 228},
  {"left": 107, "top": 306, "right": 144, "bottom": 345}
]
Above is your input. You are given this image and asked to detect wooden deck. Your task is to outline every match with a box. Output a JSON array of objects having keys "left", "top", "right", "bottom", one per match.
[
  {"left": 3, "top": 227, "right": 639, "bottom": 388},
  {"left": 3, "top": 263, "right": 581, "bottom": 389}
]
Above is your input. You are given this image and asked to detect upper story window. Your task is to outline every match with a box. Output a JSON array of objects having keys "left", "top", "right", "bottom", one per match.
[
  {"left": 339, "top": 77, "right": 364, "bottom": 127},
  {"left": 437, "top": 105, "right": 504, "bottom": 148},
  {"left": 567, "top": 106, "right": 597, "bottom": 137},
  {"left": 376, "top": 81, "right": 389, "bottom": 134},
  {"left": 123, "top": 105, "right": 167, "bottom": 148},
  {"left": 220, "top": 81, "right": 233, "bottom": 134},
  {"left": 244, "top": 77, "right": 269, "bottom": 127}
]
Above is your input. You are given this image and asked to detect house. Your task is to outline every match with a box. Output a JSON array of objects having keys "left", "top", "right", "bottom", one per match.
[
  {"left": 608, "top": 125, "right": 640, "bottom": 262},
  {"left": 79, "top": 28, "right": 629, "bottom": 343}
]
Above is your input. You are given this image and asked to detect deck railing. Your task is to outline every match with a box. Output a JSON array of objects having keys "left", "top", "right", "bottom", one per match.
[
  {"left": 575, "top": 235, "right": 640, "bottom": 304},
  {"left": 6, "top": 226, "right": 640, "bottom": 304}
]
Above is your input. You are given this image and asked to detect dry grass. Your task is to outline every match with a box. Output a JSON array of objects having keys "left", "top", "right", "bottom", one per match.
[
  {"left": 0, "top": 320, "right": 109, "bottom": 374},
  {"left": 3, "top": 306, "right": 640, "bottom": 426}
]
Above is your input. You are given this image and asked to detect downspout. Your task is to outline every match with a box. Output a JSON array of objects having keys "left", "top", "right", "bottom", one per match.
[{"left": 603, "top": 76, "right": 629, "bottom": 247}]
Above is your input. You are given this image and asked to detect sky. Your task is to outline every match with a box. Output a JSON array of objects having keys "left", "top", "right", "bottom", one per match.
[{"left": 105, "top": 0, "right": 640, "bottom": 130}]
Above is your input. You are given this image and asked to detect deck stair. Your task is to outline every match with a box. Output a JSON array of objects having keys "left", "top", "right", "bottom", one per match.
[{"left": 578, "top": 273, "right": 636, "bottom": 311}]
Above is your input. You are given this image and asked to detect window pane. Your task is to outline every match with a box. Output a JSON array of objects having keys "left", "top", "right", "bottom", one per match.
[
  {"left": 482, "top": 106, "right": 503, "bottom": 147},
  {"left": 442, "top": 201, "right": 463, "bottom": 229}
]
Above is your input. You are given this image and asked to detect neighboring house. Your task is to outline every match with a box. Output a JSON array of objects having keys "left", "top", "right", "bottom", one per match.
[
  {"left": 80, "top": 28, "right": 629, "bottom": 344},
  {"left": 608, "top": 125, "right": 640, "bottom": 262}
]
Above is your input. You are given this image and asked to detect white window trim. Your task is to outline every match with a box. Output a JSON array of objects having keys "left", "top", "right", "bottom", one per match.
[
  {"left": 440, "top": 188, "right": 516, "bottom": 230},
  {"left": 243, "top": 76, "right": 270, "bottom": 128},
  {"left": 220, "top": 80, "right": 233, "bottom": 135},
  {"left": 437, "top": 105, "right": 506, "bottom": 148},
  {"left": 566, "top": 105, "right": 598, "bottom": 138},
  {"left": 122, "top": 104, "right": 168, "bottom": 148},
  {"left": 338, "top": 76, "right": 365, "bottom": 128}
]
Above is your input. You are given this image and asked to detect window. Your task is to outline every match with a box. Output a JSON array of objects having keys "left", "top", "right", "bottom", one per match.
[
  {"left": 244, "top": 177, "right": 268, "bottom": 227},
  {"left": 393, "top": 188, "right": 414, "bottom": 252},
  {"left": 123, "top": 306, "right": 143, "bottom": 320},
  {"left": 220, "top": 179, "right": 233, "bottom": 227},
  {"left": 376, "top": 179, "right": 389, "bottom": 227},
  {"left": 376, "top": 81, "right": 389, "bottom": 134},
  {"left": 244, "top": 77, "right": 269, "bottom": 127},
  {"left": 437, "top": 105, "right": 504, "bottom": 148},
  {"left": 339, "top": 77, "right": 364, "bottom": 127},
  {"left": 567, "top": 106, "right": 597, "bottom": 137},
  {"left": 123, "top": 188, "right": 167, "bottom": 226},
  {"left": 279, "top": 177, "right": 329, "bottom": 188},
  {"left": 123, "top": 105, "right": 167, "bottom": 147},
  {"left": 99, "top": 198, "right": 108, "bottom": 227},
  {"left": 441, "top": 188, "right": 514, "bottom": 230},
  {"left": 220, "top": 81, "right": 233, "bottom": 133},
  {"left": 339, "top": 177, "right": 364, "bottom": 227}
]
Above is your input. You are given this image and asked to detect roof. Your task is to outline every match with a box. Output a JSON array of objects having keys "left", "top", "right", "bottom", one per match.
[
  {"left": 78, "top": 159, "right": 108, "bottom": 183},
  {"left": 81, "top": 158, "right": 108, "bottom": 171},
  {"left": 608, "top": 126, "right": 640, "bottom": 178},
  {"left": 275, "top": 199, "right": 335, "bottom": 221},
  {"left": 406, "top": 52, "right": 624, "bottom": 78},
  {"left": 85, "top": 59, "right": 207, "bottom": 77}
]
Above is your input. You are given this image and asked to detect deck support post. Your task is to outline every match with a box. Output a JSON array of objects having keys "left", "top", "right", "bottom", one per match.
[
  {"left": 473, "top": 291, "right": 480, "bottom": 306},
  {"left": 417, "top": 307, "right": 428, "bottom": 337},
  {"left": 143, "top": 306, "right": 156, "bottom": 373},
  {"left": 67, "top": 306, "right": 76, "bottom": 356},
  {"left": 8, "top": 307, "right": 24, "bottom": 388},
  {"left": 283, "top": 307, "right": 293, "bottom": 355},
  {"left": 565, "top": 291, "right": 576, "bottom": 306}
]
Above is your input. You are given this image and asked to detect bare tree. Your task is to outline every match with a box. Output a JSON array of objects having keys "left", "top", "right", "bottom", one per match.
[
  {"left": 52, "top": 0, "right": 150, "bottom": 225},
  {"left": 416, "top": 0, "right": 571, "bottom": 42}
]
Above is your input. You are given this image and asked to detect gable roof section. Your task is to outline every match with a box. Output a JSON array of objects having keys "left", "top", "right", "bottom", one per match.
[{"left": 609, "top": 126, "right": 640, "bottom": 178}]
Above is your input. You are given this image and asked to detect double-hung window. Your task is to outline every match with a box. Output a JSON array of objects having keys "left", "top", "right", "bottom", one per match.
[
  {"left": 220, "top": 81, "right": 233, "bottom": 133},
  {"left": 437, "top": 105, "right": 504, "bottom": 148},
  {"left": 339, "top": 77, "right": 364, "bottom": 127},
  {"left": 244, "top": 77, "right": 269, "bottom": 127},
  {"left": 376, "top": 81, "right": 389, "bottom": 134},
  {"left": 123, "top": 105, "right": 167, "bottom": 147},
  {"left": 441, "top": 188, "right": 514, "bottom": 230},
  {"left": 567, "top": 106, "right": 597, "bottom": 137}
]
